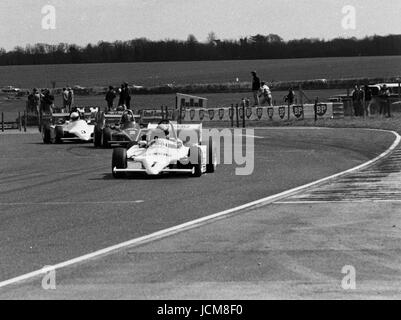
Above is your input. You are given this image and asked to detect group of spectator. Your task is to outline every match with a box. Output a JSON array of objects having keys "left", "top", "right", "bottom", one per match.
[
  {"left": 251, "top": 71, "right": 273, "bottom": 106},
  {"left": 251, "top": 71, "right": 296, "bottom": 107},
  {"left": 251, "top": 71, "right": 393, "bottom": 118},
  {"left": 351, "top": 84, "right": 391, "bottom": 117},
  {"left": 105, "top": 83, "right": 131, "bottom": 111},
  {"left": 62, "top": 87, "right": 74, "bottom": 112},
  {"left": 26, "top": 88, "right": 55, "bottom": 114},
  {"left": 27, "top": 87, "right": 75, "bottom": 114},
  {"left": 27, "top": 83, "right": 133, "bottom": 115}
]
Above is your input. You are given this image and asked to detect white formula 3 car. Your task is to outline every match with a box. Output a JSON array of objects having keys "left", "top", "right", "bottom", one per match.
[
  {"left": 42, "top": 108, "right": 98, "bottom": 144},
  {"left": 112, "top": 121, "right": 216, "bottom": 178}
]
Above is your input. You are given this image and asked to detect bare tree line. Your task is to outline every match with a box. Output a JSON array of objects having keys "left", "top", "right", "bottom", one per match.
[{"left": 0, "top": 33, "right": 400, "bottom": 65}]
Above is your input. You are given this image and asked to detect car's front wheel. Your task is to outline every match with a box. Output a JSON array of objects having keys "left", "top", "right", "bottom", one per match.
[{"left": 112, "top": 148, "right": 127, "bottom": 178}]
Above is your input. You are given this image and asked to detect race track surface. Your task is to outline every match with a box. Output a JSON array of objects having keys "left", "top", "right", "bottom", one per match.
[{"left": 0, "top": 128, "right": 395, "bottom": 284}]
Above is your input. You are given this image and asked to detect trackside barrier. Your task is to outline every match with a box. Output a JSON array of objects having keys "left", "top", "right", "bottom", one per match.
[
  {"left": 142, "top": 102, "right": 343, "bottom": 126},
  {"left": 1, "top": 112, "right": 19, "bottom": 131},
  {"left": 176, "top": 103, "right": 342, "bottom": 122}
]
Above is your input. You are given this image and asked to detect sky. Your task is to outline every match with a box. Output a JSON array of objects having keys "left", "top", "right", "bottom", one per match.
[{"left": 0, "top": 0, "right": 400, "bottom": 51}]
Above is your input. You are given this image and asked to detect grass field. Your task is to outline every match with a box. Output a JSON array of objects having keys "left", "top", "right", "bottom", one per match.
[{"left": 0, "top": 56, "right": 400, "bottom": 89}]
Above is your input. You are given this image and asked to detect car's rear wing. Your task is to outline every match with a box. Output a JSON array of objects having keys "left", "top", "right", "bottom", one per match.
[
  {"left": 104, "top": 114, "right": 140, "bottom": 120},
  {"left": 76, "top": 106, "right": 99, "bottom": 114},
  {"left": 95, "top": 111, "right": 140, "bottom": 126},
  {"left": 104, "top": 114, "right": 123, "bottom": 123},
  {"left": 76, "top": 107, "right": 99, "bottom": 121},
  {"left": 52, "top": 113, "right": 70, "bottom": 117},
  {"left": 48, "top": 113, "right": 70, "bottom": 125}
]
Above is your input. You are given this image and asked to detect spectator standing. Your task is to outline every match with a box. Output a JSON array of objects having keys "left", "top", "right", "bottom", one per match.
[
  {"left": 32, "top": 88, "right": 41, "bottom": 114},
  {"left": 284, "top": 87, "right": 295, "bottom": 105},
  {"left": 380, "top": 84, "right": 391, "bottom": 117},
  {"left": 41, "top": 89, "right": 55, "bottom": 114},
  {"left": 105, "top": 86, "right": 116, "bottom": 111},
  {"left": 124, "top": 83, "right": 131, "bottom": 109},
  {"left": 62, "top": 87, "right": 69, "bottom": 112},
  {"left": 27, "top": 90, "right": 35, "bottom": 113},
  {"left": 363, "top": 84, "right": 372, "bottom": 117},
  {"left": 67, "top": 87, "right": 74, "bottom": 111},
  {"left": 251, "top": 71, "right": 261, "bottom": 106},
  {"left": 118, "top": 83, "right": 125, "bottom": 107},
  {"left": 351, "top": 85, "right": 364, "bottom": 116},
  {"left": 259, "top": 82, "right": 273, "bottom": 106}
]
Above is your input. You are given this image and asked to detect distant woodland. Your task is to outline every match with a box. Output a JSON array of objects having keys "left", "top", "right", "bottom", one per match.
[{"left": 0, "top": 33, "right": 400, "bottom": 65}]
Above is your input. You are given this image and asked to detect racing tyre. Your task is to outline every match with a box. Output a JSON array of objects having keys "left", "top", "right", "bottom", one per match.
[
  {"left": 206, "top": 137, "right": 216, "bottom": 173},
  {"left": 42, "top": 125, "right": 52, "bottom": 144},
  {"left": 55, "top": 126, "right": 64, "bottom": 144},
  {"left": 102, "top": 128, "right": 113, "bottom": 148},
  {"left": 112, "top": 147, "right": 127, "bottom": 178},
  {"left": 93, "top": 126, "right": 102, "bottom": 148},
  {"left": 189, "top": 147, "right": 202, "bottom": 177}
]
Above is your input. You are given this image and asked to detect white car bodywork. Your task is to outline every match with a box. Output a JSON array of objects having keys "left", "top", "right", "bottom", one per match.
[
  {"left": 113, "top": 122, "right": 212, "bottom": 176},
  {"left": 57, "top": 118, "right": 95, "bottom": 141},
  {"left": 43, "top": 108, "right": 98, "bottom": 143}
]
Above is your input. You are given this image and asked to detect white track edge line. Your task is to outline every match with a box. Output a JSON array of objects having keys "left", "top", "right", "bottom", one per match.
[
  {"left": 0, "top": 129, "right": 399, "bottom": 289},
  {"left": 275, "top": 200, "right": 401, "bottom": 204}
]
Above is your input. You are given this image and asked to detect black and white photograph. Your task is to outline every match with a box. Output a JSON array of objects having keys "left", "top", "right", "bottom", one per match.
[{"left": 0, "top": 0, "right": 401, "bottom": 306}]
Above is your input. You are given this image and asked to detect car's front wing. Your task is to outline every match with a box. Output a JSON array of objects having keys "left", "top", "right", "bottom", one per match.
[{"left": 112, "top": 167, "right": 195, "bottom": 174}]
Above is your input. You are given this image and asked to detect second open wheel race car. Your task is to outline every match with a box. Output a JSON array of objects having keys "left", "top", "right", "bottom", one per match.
[
  {"left": 94, "top": 109, "right": 141, "bottom": 149},
  {"left": 42, "top": 108, "right": 98, "bottom": 144}
]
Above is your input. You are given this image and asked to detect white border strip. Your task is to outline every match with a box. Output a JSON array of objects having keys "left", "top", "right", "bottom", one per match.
[
  {"left": 0, "top": 129, "right": 400, "bottom": 289},
  {"left": 276, "top": 200, "right": 401, "bottom": 204}
]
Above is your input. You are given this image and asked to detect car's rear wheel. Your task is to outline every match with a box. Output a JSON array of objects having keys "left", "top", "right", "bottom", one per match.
[
  {"left": 112, "top": 148, "right": 127, "bottom": 178},
  {"left": 55, "top": 126, "right": 63, "bottom": 144},
  {"left": 102, "top": 127, "right": 113, "bottom": 148},
  {"left": 189, "top": 146, "right": 202, "bottom": 177},
  {"left": 206, "top": 136, "right": 216, "bottom": 173},
  {"left": 94, "top": 126, "right": 102, "bottom": 148}
]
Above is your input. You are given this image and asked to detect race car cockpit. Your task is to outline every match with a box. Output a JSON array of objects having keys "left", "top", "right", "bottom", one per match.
[
  {"left": 143, "top": 121, "right": 181, "bottom": 148},
  {"left": 70, "top": 112, "right": 80, "bottom": 122},
  {"left": 119, "top": 110, "right": 136, "bottom": 129}
]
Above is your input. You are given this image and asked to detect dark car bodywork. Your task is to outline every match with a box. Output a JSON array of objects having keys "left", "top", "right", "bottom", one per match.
[{"left": 94, "top": 109, "right": 141, "bottom": 148}]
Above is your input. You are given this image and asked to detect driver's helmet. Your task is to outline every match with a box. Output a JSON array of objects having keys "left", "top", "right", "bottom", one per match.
[
  {"left": 121, "top": 112, "right": 133, "bottom": 124},
  {"left": 70, "top": 112, "right": 80, "bottom": 122},
  {"left": 157, "top": 123, "right": 169, "bottom": 136}
]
